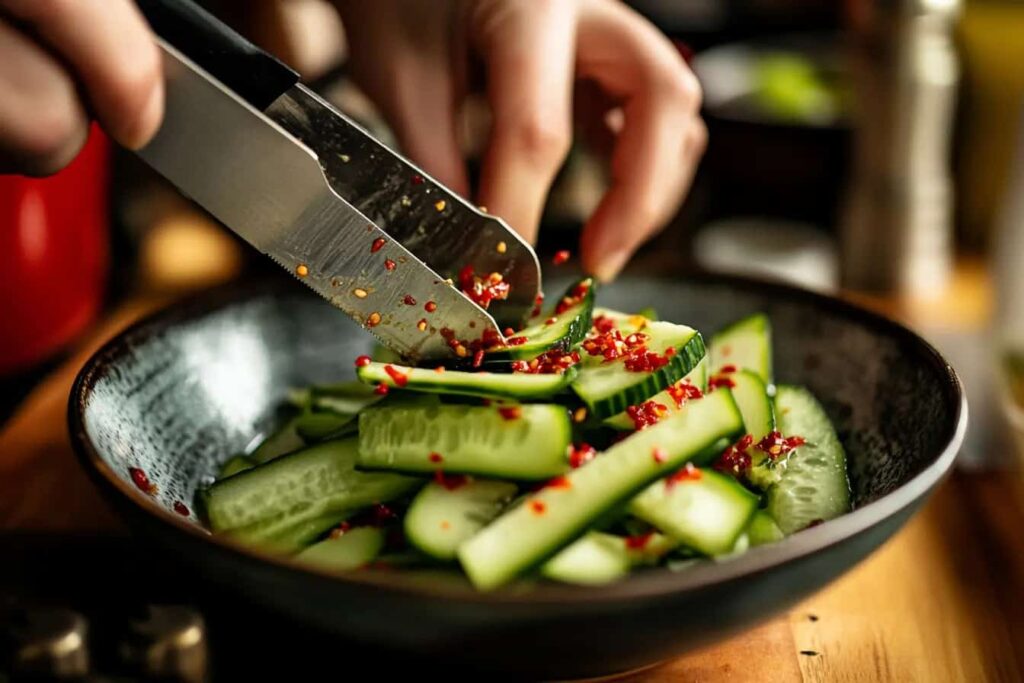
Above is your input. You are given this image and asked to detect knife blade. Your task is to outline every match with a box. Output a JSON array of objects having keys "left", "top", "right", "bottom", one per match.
[{"left": 136, "top": 0, "right": 542, "bottom": 361}]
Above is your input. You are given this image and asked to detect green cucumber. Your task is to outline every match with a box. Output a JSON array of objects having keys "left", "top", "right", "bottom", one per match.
[
  {"left": 204, "top": 438, "right": 420, "bottom": 532},
  {"left": 603, "top": 358, "right": 708, "bottom": 430},
  {"left": 591, "top": 308, "right": 653, "bottom": 335},
  {"left": 540, "top": 530, "right": 677, "bottom": 586},
  {"left": 405, "top": 479, "right": 518, "bottom": 560},
  {"left": 457, "top": 389, "right": 744, "bottom": 589},
  {"left": 731, "top": 369, "right": 774, "bottom": 440},
  {"left": 572, "top": 321, "right": 706, "bottom": 418},
  {"left": 628, "top": 468, "right": 759, "bottom": 556},
  {"left": 358, "top": 403, "right": 571, "bottom": 480},
  {"left": 294, "top": 527, "right": 385, "bottom": 571},
  {"left": 767, "top": 386, "right": 850, "bottom": 534},
  {"left": 295, "top": 412, "right": 355, "bottom": 442},
  {"left": 357, "top": 362, "right": 578, "bottom": 400},
  {"left": 710, "top": 314, "right": 772, "bottom": 384},
  {"left": 219, "top": 455, "right": 255, "bottom": 479},
  {"left": 226, "top": 510, "right": 346, "bottom": 554},
  {"left": 491, "top": 279, "right": 594, "bottom": 360},
  {"left": 746, "top": 510, "right": 785, "bottom": 546},
  {"left": 250, "top": 416, "right": 305, "bottom": 464}
]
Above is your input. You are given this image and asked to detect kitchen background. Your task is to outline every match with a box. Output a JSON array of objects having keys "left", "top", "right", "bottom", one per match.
[{"left": 2, "top": 0, "right": 1024, "bottom": 470}]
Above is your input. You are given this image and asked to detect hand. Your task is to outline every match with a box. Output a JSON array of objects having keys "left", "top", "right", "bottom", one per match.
[
  {"left": 334, "top": 0, "right": 705, "bottom": 281},
  {"left": 0, "top": 0, "right": 163, "bottom": 176}
]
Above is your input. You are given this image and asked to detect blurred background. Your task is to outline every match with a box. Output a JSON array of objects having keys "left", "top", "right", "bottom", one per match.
[{"left": 3, "top": 0, "right": 1024, "bottom": 468}]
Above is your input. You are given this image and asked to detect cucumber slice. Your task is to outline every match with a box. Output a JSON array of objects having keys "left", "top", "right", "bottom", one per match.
[
  {"left": 572, "top": 322, "right": 706, "bottom": 418},
  {"left": 358, "top": 403, "right": 571, "bottom": 480},
  {"left": 457, "top": 389, "right": 744, "bottom": 590},
  {"left": 219, "top": 455, "right": 255, "bottom": 479},
  {"left": 357, "top": 362, "right": 578, "bottom": 400},
  {"left": 732, "top": 369, "right": 774, "bottom": 441},
  {"left": 767, "top": 386, "right": 850, "bottom": 534},
  {"left": 710, "top": 314, "right": 772, "bottom": 384},
  {"left": 541, "top": 532, "right": 632, "bottom": 585},
  {"left": 746, "top": 510, "right": 785, "bottom": 546},
  {"left": 405, "top": 479, "right": 518, "bottom": 560},
  {"left": 250, "top": 416, "right": 305, "bottom": 464},
  {"left": 603, "top": 358, "right": 708, "bottom": 430},
  {"left": 591, "top": 308, "right": 653, "bottom": 336},
  {"left": 294, "top": 527, "right": 385, "bottom": 572},
  {"left": 226, "top": 510, "right": 346, "bottom": 554},
  {"left": 204, "top": 438, "right": 420, "bottom": 532},
  {"left": 307, "top": 380, "right": 383, "bottom": 416},
  {"left": 491, "top": 279, "right": 594, "bottom": 360},
  {"left": 628, "top": 468, "right": 759, "bottom": 556},
  {"left": 295, "top": 412, "right": 355, "bottom": 442}
]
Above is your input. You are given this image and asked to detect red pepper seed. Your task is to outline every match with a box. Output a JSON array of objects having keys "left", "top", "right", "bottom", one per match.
[
  {"left": 370, "top": 237, "right": 386, "bottom": 253},
  {"left": 425, "top": 301, "right": 437, "bottom": 313},
  {"left": 530, "top": 500, "right": 547, "bottom": 515},
  {"left": 552, "top": 250, "right": 570, "bottom": 265},
  {"left": 383, "top": 364, "right": 409, "bottom": 387},
  {"left": 498, "top": 406, "right": 522, "bottom": 421},
  {"left": 355, "top": 355, "right": 372, "bottom": 368},
  {"left": 384, "top": 259, "right": 396, "bottom": 271},
  {"left": 173, "top": 501, "right": 190, "bottom": 516},
  {"left": 374, "top": 383, "right": 389, "bottom": 395}
]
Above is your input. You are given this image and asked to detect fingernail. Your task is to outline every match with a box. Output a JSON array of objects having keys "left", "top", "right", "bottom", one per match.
[
  {"left": 126, "top": 82, "right": 164, "bottom": 150},
  {"left": 592, "top": 248, "right": 632, "bottom": 283}
]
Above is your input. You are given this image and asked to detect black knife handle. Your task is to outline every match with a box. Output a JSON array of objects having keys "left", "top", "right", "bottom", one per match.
[{"left": 136, "top": 0, "right": 299, "bottom": 110}]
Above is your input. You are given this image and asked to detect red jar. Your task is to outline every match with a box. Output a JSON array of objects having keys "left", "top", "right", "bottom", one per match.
[{"left": 0, "top": 125, "right": 110, "bottom": 375}]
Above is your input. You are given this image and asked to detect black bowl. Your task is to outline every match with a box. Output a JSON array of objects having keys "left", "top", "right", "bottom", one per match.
[{"left": 69, "top": 273, "right": 965, "bottom": 679}]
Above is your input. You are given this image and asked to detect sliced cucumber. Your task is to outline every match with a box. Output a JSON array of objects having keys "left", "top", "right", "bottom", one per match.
[
  {"left": 457, "top": 389, "right": 744, "bottom": 590},
  {"left": 603, "top": 358, "right": 708, "bottom": 430},
  {"left": 250, "top": 416, "right": 305, "bottom": 464},
  {"left": 767, "top": 386, "right": 850, "bottom": 534},
  {"left": 307, "top": 380, "right": 383, "bottom": 416},
  {"left": 204, "top": 438, "right": 420, "bottom": 532},
  {"left": 541, "top": 532, "right": 632, "bottom": 585},
  {"left": 731, "top": 369, "right": 774, "bottom": 440},
  {"left": 294, "top": 527, "right": 385, "bottom": 572},
  {"left": 491, "top": 279, "right": 594, "bottom": 360},
  {"left": 629, "top": 468, "right": 758, "bottom": 556},
  {"left": 295, "top": 412, "right": 355, "bottom": 442},
  {"left": 405, "top": 479, "right": 518, "bottom": 560},
  {"left": 358, "top": 404, "right": 571, "bottom": 480},
  {"left": 227, "top": 510, "right": 346, "bottom": 554},
  {"left": 746, "top": 510, "right": 785, "bottom": 546},
  {"left": 710, "top": 314, "right": 772, "bottom": 384},
  {"left": 591, "top": 308, "right": 653, "bottom": 335},
  {"left": 572, "top": 322, "right": 706, "bottom": 418},
  {"left": 219, "top": 455, "right": 255, "bottom": 479},
  {"left": 357, "top": 361, "right": 578, "bottom": 400}
]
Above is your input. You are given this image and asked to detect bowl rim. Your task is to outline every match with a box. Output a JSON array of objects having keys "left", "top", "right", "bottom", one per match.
[{"left": 68, "top": 271, "right": 967, "bottom": 605}]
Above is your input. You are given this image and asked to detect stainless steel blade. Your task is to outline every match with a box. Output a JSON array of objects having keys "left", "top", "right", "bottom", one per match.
[
  {"left": 139, "top": 40, "right": 505, "bottom": 360},
  {"left": 264, "top": 87, "right": 542, "bottom": 329}
]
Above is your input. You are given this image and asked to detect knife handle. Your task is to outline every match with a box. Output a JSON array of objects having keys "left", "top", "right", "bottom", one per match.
[{"left": 136, "top": 0, "right": 299, "bottom": 110}]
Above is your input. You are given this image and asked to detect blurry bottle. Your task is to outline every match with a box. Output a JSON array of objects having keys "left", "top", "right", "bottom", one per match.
[{"left": 839, "top": 0, "right": 960, "bottom": 295}]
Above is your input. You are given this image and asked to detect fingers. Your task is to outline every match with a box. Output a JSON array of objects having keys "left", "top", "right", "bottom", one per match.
[
  {"left": 1, "top": 0, "right": 163, "bottom": 152},
  {"left": 0, "top": 16, "right": 88, "bottom": 176},
  {"left": 576, "top": 0, "right": 704, "bottom": 281},
  {"left": 471, "top": 0, "right": 577, "bottom": 242}
]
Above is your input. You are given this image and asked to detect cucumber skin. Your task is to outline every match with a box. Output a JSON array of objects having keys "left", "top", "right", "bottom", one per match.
[
  {"left": 458, "top": 389, "right": 744, "bottom": 590},
  {"left": 572, "top": 328, "right": 707, "bottom": 418},
  {"left": 603, "top": 358, "right": 709, "bottom": 430},
  {"left": 226, "top": 510, "right": 347, "bottom": 554},
  {"left": 358, "top": 362, "right": 579, "bottom": 400},
  {"left": 489, "top": 279, "right": 595, "bottom": 361}
]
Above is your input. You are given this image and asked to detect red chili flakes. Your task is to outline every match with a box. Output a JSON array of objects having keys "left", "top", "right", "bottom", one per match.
[
  {"left": 708, "top": 375, "right": 737, "bottom": 391},
  {"left": 403, "top": 295, "right": 417, "bottom": 306},
  {"left": 369, "top": 503, "right": 397, "bottom": 526},
  {"left": 384, "top": 259, "right": 397, "bottom": 271},
  {"left": 425, "top": 301, "right": 437, "bottom": 313},
  {"left": 505, "top": 336, "right": 528, "bottom": 346},
  {"left": 434, "top": 366, "right": 446, "bottom": 374},
  {"left": 572, "top": 407, "right": 588, "bottom": 423},
  {"left": 718, "top": 364, "right": 738, "bottom": 374},
  {"left": 652, "top": 446, "right": 669, "bottom": 464},
  {"left": 366, "top": 312, "right": 382, "bottom": 327},
  {"left": 552, "top": 250, "right": 571, "bottom": 265},
  {"left": 625, "top": 531, "right": 654, "bottom": 550},
  {"left": 553, "top": 280, "right": 592, "bottom": 315},
  {"left": 459, "top": 265, "right": 511, "bottom": 310},
  {"left": 173, "top": 501, "right": 190, "bottom": 516},
  {"left": 428, "top": 452, "right": 444, "bottom": 463},
  {"left": 370, "top": 237, "right": 386, "bottom": 253},
  {"left": 592, "top": 315, "right": 617, "bottom": 334},
  {"left": 354, "top": 355, "right": 372, "bottom": 368},
  {"left": 498, "top": 406, "right": 522, "bottom": 421},
  {"left": 626, "top": 400, "right": 669, "bottom": 430},
  {"left": 417, "top": 319, "right": 428, "bottom": 332},
  {"left": 531, "top": 293, "right": 545, "bottom": 318},
  {"left": 666, "top": 380, "right": 703, "bottom": 408},
  {"left": 530, "top": 500, "right": 547, "bottom": 515},
  {"left": 544, "top": 475, "right": 572, "bottom": 490},
  {"left": 411, "top": 174, "right": 424, "bottom": 185},
  {"left": 383, "top": 364, "right": 409, "bottom": 387},
  {"left": 582, "top": 329, "right": 648, "bottom": 363},
  {"left": 545, "top": 317, "right": 558, "bottom": 325},
  {"left": 756, "top": 431, "right": 806, "bottom": 460},
  {"left": 129, "top": 467, "right": 156, "bottom": 495},
  {"left": 510, "top": 349, "right": 580, "bottom": 375},
  {"left": 471, "top": 348, "right": 484, "bottom": 368},
  {"left": 666, "top": 462, "right": 702, "bottom": 488},
  {"left": 623, "top": 349, "right": 672, "bottom": 373},
  {"left": 714, "top": 434, "right": 754, "bottom": 476},
  {"left": 433, "top": 471, "right": 469, "bottom": 491},
  {"left": 329, "top": 521, "right": 353, "bottom": 539},
  {"left": 568, "top": 443, "right": 597, "bottom": 469},
  {"left": 374, "top": 383, "right": 389, "bottom": 396}
]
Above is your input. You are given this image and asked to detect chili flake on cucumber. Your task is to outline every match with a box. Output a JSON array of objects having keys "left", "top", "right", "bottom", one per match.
[{"left": 201, "top": 283, "right": 850, "bottom": 590}]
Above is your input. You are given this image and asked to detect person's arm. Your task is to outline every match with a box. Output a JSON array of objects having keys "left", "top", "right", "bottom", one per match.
[
  {"left": 0, "top": 0, "right": 164, "bottom": 176},
  {"left": 333, "top": 0, "right": 705, "bottom": 281}
]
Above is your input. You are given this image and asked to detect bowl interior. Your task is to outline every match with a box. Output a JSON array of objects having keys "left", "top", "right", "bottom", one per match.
[{"left": 75, "top": 274, "right": 959, "bottom": 576}]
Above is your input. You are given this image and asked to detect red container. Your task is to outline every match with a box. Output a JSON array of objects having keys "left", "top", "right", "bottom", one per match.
[{"left": 0, "top": 125, "right": 110, "bottom": 375}]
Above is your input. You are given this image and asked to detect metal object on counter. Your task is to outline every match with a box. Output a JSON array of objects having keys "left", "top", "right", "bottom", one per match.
[
  {"left": 119, "top": 605, "right": 208, "bottom": 683},
  {"left": 839, "top": 0, "right": 961, "bottom": 295},
  {"left": 3, "top": 607, "right": 90, "bottom": 678}
]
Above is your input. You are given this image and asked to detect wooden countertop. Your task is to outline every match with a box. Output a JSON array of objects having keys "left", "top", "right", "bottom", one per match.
[{"left": 2, "top": 261, "right": 1022, "bottom": 681}]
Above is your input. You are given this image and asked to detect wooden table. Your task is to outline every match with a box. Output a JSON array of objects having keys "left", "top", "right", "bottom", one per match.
[{"left": 3, "top": 272, "right": 1023, "bottom": 681}]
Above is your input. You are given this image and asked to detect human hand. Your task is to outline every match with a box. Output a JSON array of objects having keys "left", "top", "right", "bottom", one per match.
[
  {"left": 0, "top": 0, "right": 163, "bottom": 176},
  {"left": 334, "top": 0, "right": 705, "bottom": 281}
]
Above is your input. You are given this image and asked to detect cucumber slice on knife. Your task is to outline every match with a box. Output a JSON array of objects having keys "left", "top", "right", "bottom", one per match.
[
  {"left": 490, "top": 279, "right": 595, "bottom": 360},
  {"left": 357, "top": 362, "right": 578, "bottom": 400}
]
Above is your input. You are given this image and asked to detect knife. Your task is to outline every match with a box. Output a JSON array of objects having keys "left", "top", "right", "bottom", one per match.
[{"left": 135, "top": 0, "right": 542, "bottom": 361}]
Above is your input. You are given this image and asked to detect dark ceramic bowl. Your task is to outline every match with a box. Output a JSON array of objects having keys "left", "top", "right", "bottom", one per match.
[{"left": 69, "top": 274, "right": 965, "bottom": 679}]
